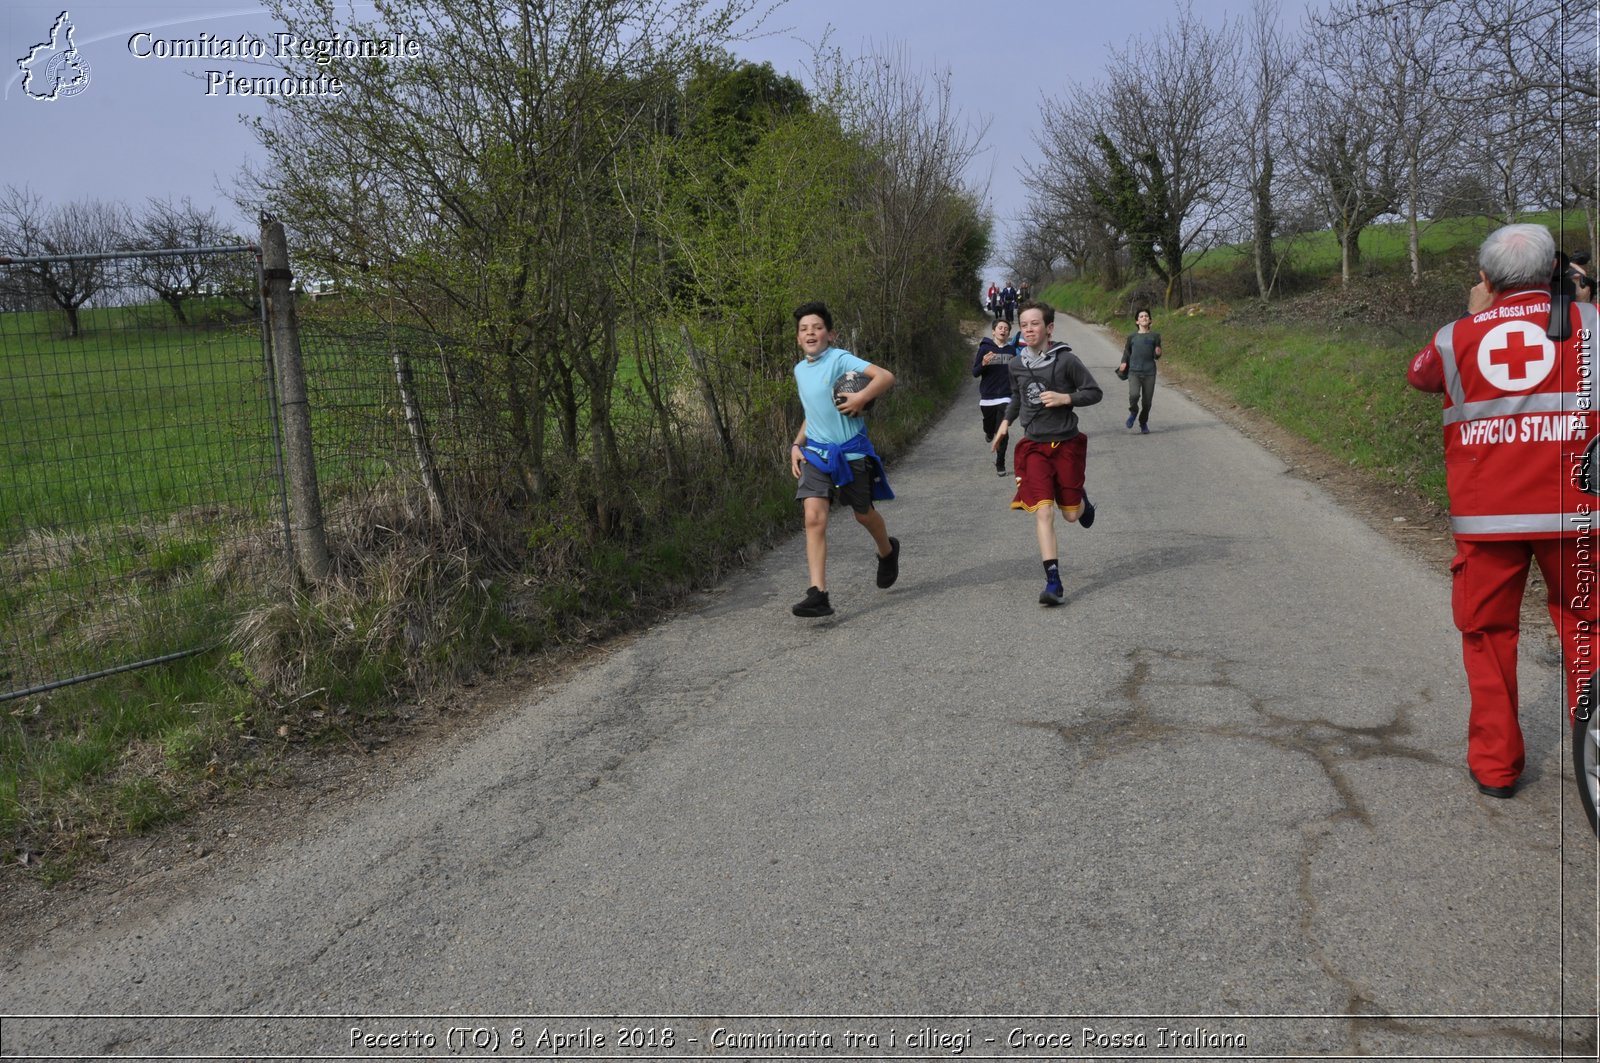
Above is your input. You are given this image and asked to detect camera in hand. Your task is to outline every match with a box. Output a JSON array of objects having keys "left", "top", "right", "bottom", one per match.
[{"left": 1548, "top": 249, "right": 1578, "bottom": 341}]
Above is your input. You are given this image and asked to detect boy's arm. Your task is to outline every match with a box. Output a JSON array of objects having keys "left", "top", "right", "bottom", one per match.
[
  {"left": 789, "top": 419, "right": 808, "bottom": 476},
  {"left": 1002, "top": 362, "right": 1022, "bottom": 428},
  {"left": 993, "top": 371, "right": 1018, "bottom": 453},
  {"left": 1066, "top": 357, "right": 1102, "bottom": 407}
]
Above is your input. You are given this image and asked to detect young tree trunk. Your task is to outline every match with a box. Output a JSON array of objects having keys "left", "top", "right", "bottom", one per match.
[
  {"left": 160, "top": 292, "right": 190, "bottom": 325},
  {"left": 1408, "top": 208, "right": 1422, "bottom": 287},
  {"left": 680, "top": 324, "right": 735, "bottom": 462},
  {"left": 1406, "top": 155, "right": 1422, "bottom": 287},
  {"left": 1339, "top": 228, "right": 1362, "bottom": 283},
  {"left": 392, "top": 347, "right": 447, "bottom": 526},
  {"left": 1252, "top": 153, "right": 1277, "bottom": 301}
]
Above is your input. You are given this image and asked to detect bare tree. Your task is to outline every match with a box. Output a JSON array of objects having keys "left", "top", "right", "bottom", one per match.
[
  {"left": 1284, "top": 9, "right": 1400, "bottom": 284},
  {"left": 1314, "top": 0, "right": 1469, "bottom": 286},
  {"left": 1002, "top": 201, "right": 1071, "bottom": 288},
  {"left": 1453, "top": 0, "right": 1598, "bottom": 252},
  {"left": 1361, "top": 0, "right": 1591, "bottom": 244},
  {"left": 1564, "top": 139, "right": 1599, "bottom": 257},
  {"left": 1452, "top": 0, "right": 1597, "bottom": 105},
  {"left": 1026, "top": 83, "right": 1127, "bottom": 286},
  {"left": 1233, "top": 0, "right": 1297, "bottom": 300},
  {"left": 1440, "top": 6, "right": 1563, "bottom": 222},
  {"left": 0, "top": 186, "right": 127, "bottom": 337},
  {"left": 816, "top": 44, "right": 989, "bottom": 356},
  {"left": 1109, "top": 2, "right": 1240, "bottom": 306},
  {"left": 130, "top": 196, "right": 239, "bottom": 324},
  {"left": 1031, "top": 2, "right": 1239, "bottom": 308}
]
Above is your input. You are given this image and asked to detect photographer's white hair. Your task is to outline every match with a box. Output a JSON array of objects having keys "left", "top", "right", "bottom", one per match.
[{"left": 1479, "top": 223, "right": 1556, "bottom": 290}]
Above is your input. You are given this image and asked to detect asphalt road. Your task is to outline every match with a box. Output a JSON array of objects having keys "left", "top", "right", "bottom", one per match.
[{"left": 3, "top": 314, "right": 1596, "bottom": 1061}]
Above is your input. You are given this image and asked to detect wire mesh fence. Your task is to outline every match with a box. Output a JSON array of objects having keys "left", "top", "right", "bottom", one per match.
[
  {"left": 0, "top": 247, "right": 290, "bottom": 701},
  {"left": 296, "top": 316, "right": 506, "bottom": 517}
]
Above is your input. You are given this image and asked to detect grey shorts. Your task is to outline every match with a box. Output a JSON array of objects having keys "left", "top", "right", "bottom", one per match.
[{"left": 796, "top": 457, "right": 875, "bottom": 513}]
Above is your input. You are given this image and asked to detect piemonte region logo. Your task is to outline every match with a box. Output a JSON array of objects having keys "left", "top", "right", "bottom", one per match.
[{"left": 18, "top": 10, "right": 91, "bottom": 101}]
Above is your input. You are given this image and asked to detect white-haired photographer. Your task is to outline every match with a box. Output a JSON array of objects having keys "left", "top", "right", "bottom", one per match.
[{"left": 1408, "top": 223, "right": 1598, "bottom": 821}]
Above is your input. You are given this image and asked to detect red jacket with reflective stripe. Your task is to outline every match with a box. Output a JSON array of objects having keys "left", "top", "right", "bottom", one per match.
[{"left": 1408, "top": 288, "right": 1597, "bottom": 540}]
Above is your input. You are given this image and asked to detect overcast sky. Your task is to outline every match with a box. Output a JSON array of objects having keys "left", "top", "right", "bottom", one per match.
[{"left": 3, "top": 0, "right": 1258, "bottom": 276}]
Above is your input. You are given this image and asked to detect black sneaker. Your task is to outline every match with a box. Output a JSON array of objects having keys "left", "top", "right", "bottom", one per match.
[
  {"left": 792, "top": 586, "right": 833, "bottom": 617},
  {"left": 876, "top": 537, "right": 900, "bottom": 589},
  {"left": 996, "top": 466, "right": 1008, "bottom": 477},
  {"left": 1079, "top": 494, "right": 1096, "bottom": 529}
]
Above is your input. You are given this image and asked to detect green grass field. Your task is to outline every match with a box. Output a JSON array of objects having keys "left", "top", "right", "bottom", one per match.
[
  {"left": 0, "top": 299, "right": 375, "bottom": 861},
  {"left": 1, "top": 302, "right": 292, "bottom": 713},
  {"left": 0, "top": 305, "right": 280, "bottom": 538}
]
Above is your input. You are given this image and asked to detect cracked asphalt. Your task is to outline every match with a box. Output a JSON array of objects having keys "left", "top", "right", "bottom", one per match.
[{"left": 2, "top": 314, "right": 1596, "bottom": 1060}]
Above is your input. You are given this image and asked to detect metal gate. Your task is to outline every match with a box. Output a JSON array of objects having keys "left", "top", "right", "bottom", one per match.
[{"left": 0, "top": 245, "right": 290, "bottom": 701}]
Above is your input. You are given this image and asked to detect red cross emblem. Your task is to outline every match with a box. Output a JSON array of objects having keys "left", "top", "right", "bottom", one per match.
[
  {"left": 1478, "top": 321, "right": 1554, "bottom": 392},
  {"left": 1487, "top": 333, "right": 1545, "bottom": 379}
]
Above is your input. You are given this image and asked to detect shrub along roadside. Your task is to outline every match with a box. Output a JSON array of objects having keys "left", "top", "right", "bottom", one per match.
[{"left": 2, "top": 324, "right": 975, "bottom": 880}]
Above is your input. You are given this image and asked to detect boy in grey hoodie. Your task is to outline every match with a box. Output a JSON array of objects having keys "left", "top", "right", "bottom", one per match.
[{"left": 991, "top": 301, "right": 1102, "bottom": 605}]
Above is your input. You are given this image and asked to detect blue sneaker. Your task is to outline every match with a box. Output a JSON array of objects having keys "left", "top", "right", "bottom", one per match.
[
  {"left": 1039, "top": 577, "right": 1065, "bottom": 606},
  {"left": 1079, "top": 494, "right": 1096, "bottom": 529},
  {"left": 1140, "top": 423, "right": 1150, "bottom": 434},
  {"left": 1125, "top": 414, "right": 1136, "bottom": 429}
]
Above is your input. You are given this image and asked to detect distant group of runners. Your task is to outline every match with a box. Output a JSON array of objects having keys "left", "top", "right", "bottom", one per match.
[
  {"left": 785, "top": 297, "right": 1160, "bottom": 616},
  {"left": 984, "top": 280, "right": 1030, "bottom": 323}
]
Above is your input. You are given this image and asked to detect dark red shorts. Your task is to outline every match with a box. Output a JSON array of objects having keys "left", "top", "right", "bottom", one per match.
[{"left": 1010, "top": 435, "right": 1087, "bottom": 512}]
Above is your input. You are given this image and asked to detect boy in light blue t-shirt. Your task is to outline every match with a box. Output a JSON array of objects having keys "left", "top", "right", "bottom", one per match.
[{"left": 786, "top": 301, "right": 900, "bottom": 618}]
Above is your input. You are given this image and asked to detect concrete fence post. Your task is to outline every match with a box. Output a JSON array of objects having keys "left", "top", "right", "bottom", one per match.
[{"left": 261, "top": 218, "right": 332, "bottom": 584}]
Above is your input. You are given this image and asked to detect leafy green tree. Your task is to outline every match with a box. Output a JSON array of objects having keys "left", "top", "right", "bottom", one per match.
[
  {"left": 245, "top": 0, "right": 752, "bottom": 511},
  {"left": 1087, "top": 132, "right": 1158, "bottom": 277}
]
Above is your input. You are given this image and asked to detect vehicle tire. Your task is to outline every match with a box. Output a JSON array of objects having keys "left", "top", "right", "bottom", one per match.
[{"left": 1575, "top": 677, "right": 1599, "bottom": 835}]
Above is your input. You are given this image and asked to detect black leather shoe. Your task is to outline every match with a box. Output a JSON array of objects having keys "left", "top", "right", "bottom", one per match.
[{"left": 1472, "top": 774, "right": 1515, "bottom": 799}]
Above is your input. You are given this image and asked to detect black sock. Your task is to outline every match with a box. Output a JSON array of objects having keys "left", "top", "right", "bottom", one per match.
[{"left": 1043, "top": 560, "right": 1059, "bottom": 581}]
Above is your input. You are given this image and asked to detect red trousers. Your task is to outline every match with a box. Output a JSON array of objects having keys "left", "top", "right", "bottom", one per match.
[{"left": 1450, "top": 538, "right": 1598, "bottom": 788}]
